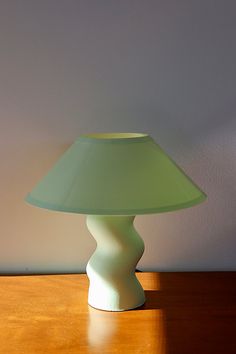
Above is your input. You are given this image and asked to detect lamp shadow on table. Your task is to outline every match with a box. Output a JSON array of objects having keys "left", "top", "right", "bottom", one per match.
[{"left": 140, "top": 272, "right": 236, "bottom": 354}]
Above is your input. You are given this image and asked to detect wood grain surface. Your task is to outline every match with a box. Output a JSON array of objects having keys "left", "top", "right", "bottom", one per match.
[{"left": 0, "top": 272, "right": 235, "bottom": 354}]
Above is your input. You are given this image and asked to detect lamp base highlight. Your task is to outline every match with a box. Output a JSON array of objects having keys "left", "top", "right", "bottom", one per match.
[{"left": 86, "top": 215, "right": 145, "bottom": 311}]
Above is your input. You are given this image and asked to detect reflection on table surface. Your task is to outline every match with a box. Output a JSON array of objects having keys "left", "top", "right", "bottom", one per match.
[{"left": 0, "top": 272, "right": 235, "bottom": 354}]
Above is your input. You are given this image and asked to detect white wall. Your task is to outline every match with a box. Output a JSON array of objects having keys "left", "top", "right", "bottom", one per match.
[{"left": 1, "top": 0, "right": 236, "bottom": 273}]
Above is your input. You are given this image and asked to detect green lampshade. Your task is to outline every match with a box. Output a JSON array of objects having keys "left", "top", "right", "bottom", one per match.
[{"left": 25, "top": 133, "right": 206, "bottom": 215}]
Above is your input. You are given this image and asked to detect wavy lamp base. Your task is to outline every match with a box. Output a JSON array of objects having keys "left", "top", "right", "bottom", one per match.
[{"left": 86, "top": 215, "right": 145, "bottom": 311}]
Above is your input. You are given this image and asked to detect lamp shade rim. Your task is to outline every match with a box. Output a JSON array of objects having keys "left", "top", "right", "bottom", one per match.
[
  {"left": 77, "top": 133, "right": 152, "bottom": 144},
  {"left": 25, "top": 193, "right": 207, "bottom": 216}
]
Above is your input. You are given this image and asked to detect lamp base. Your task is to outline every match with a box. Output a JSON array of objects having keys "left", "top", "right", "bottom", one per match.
[{"left": 86, "top": 215, "right": 145, "bottom": 311}]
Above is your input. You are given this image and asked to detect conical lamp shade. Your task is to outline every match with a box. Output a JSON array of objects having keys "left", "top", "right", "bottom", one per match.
[{"left": 25, "top": 133, "right": 206, "bottom": 215}]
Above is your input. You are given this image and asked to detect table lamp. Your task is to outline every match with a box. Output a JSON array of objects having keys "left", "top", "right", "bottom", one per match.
[{"left": 25, "top": 133, "right": 207, "bottom": 311}]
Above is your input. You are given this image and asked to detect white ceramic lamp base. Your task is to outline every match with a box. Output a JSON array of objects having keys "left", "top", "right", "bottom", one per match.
[{"left": 86, "top": 215, "right": 145, "bottom": 311}]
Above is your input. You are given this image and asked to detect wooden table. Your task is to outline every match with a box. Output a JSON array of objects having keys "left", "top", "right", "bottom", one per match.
[{"left": 0, "top": 272, "right": 235, "bottom": 354}]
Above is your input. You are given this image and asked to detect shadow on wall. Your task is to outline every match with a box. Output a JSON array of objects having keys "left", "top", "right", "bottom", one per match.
[{"left": 101, "top": 98, "right": 236, "bottom": 152}]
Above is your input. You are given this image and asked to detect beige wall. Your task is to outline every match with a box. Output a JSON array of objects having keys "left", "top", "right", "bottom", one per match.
[{"left": 1, "top": 1, "right": 236, "bottom": 273}]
